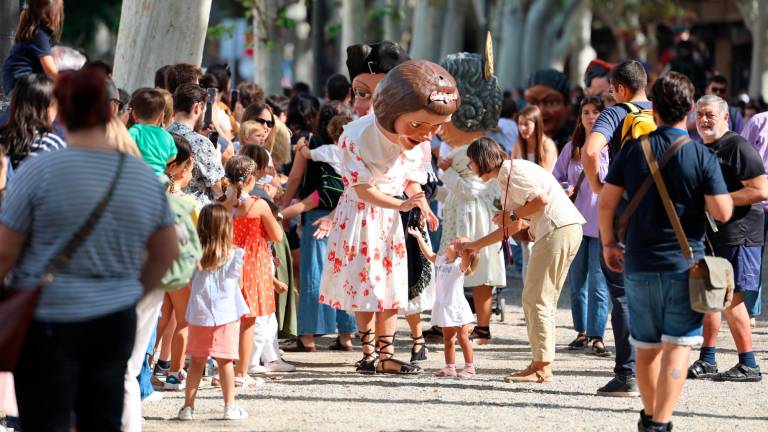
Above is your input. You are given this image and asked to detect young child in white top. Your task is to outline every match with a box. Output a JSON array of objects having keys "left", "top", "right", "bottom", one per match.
[
  {"left": 408, "top": 228, "right": 478, "bottom": 379},
  {"left": 178, "top": 204, "right": 250, "bottom": 421},
  {"left": 280, "top": 113, "right": 352, "bottom": 219}
]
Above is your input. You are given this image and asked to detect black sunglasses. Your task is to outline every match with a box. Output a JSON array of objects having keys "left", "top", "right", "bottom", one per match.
[{"left": 254, "top": 117, "right": 275, "bottom": 128}]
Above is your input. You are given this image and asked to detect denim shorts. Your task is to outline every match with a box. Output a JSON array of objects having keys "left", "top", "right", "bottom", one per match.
[
  {"left": 714, "top": 245, "right": 761, "bottom": 293},
  {"left": 625, "top": 270, "right": 703, "bottom": 348}
]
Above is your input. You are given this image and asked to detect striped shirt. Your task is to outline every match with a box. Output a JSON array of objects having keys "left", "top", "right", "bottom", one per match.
[
  {"left": 10, "top": 131, "right": 67, "bottom": 169},
  {"left": 0, "top": 149, "right": 174, "bottom": 322}
]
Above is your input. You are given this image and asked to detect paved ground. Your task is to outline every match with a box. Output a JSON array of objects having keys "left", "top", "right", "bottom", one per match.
[{"left": 143, "top": 276, "right": 768, "bottom": 431}]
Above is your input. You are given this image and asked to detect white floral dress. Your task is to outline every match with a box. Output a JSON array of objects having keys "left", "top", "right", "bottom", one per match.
[{"left": 319, "top": 114, "right": 427, "bottom": 312}]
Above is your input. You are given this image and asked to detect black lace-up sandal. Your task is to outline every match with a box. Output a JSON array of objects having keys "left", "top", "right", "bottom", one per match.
[
  {"left": 375, "top": 335, "right": 421, "bottom": 374},
  {"left": 355, "top": 329, "right": 377, "bottom": 374},
  {"left": 410, "top": 335, "right": 428, "bottom": 363}
]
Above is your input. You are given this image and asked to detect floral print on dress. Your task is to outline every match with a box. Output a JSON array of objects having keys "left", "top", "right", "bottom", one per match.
[{"left": 318, "top": 115, "right": 424, "bottom": 312}]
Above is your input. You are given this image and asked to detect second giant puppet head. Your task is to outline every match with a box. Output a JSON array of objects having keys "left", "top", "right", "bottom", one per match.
[
  {"left": 346, "top": 41, "right": 410, "bottom": 118},
  {"left": 438, "top": 36, "right": 502, "bottom": 147}
]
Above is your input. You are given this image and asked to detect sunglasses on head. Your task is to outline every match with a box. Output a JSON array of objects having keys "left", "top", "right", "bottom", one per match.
[{"left": 254, "top": 117, "right": 275, "bottom": 128}]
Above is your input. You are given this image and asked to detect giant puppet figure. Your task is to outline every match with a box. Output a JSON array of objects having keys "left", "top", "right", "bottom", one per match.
[
  {"left": 347, "top": 41, "right": 438, "bottom": 365},
  {"left": 436, "top": 36, "right": 507, "bottom": 345},
  {"left": 319, "top": 61, "right": 460, "bottom": 374}
]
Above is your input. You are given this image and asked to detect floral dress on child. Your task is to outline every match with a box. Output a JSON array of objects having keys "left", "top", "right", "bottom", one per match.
[
  {"left": 233, "top": 197, "right": 276, "bottom": 317},
  {"left": 319, "top": 114, "right": 428, "bottom": 312}
]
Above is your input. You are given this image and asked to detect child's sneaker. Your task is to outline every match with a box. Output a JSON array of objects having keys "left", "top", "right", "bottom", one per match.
[
  {"left": 223, "top": 405, "right": 249, "bottom": 420},
  {"left": 177, "top": 406, "right": 194, "bottom": 421},
  {"left": 164, "top": 370, "right": 186, "bottom": 390},
  {"left": 266, "top": 359, "right": 296, "bottom": 373},
  {"left": 458, "top": 363, "right": 476, "bottom": 379}
]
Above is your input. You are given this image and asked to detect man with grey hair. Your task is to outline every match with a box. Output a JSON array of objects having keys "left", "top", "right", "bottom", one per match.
[{"left": 688, "top": 94, "right": 768, "bottom": 382}]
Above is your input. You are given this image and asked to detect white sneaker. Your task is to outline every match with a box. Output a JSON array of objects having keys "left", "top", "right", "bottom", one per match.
[
  {"left": 248, "top": 364, "right": 268, "bottom": 374},
  {"left": 235, "top": 374, "right": 265, "bottom": 388},
  {"left": 267, "top": 359, "right": 296, "bottom": 373},
  {"left": 177, "top": 406, "right": 194, "bottom": 421},
  {"left": 223, "top": 404, "right": 249, "bottom": 420},
  {"left": 143, "top": 391, "right": 163, "bottom": 402}
]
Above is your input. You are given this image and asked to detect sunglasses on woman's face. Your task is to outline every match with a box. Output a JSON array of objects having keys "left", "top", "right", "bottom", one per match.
[{"left": 254, "top": 117, "right": 275, "bottom": 128}]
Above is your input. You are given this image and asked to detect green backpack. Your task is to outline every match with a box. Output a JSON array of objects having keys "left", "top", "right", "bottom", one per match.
[{"left": 159, "top": 194, "right": 202, "bottom": 291}]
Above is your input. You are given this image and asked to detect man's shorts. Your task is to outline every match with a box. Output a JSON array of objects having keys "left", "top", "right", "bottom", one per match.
[
  {"left": 625, "top": 270, "right": 703, "bottom": 348},
  {"left": 714, "top": 245, "right": 761, "bottom": 293}
]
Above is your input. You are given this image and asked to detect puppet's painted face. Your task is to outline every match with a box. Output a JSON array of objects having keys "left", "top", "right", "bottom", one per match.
[
  {"left": 352, "top": 73, "right": 384, "bottom": 117},
  {"left": 392, "top": 110, "right": 452, "bottom": 150}
]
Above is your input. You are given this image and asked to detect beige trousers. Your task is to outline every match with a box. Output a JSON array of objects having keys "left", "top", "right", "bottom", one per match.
[{"left": 522, "top": 223, "right": 582, "bottom": 363}]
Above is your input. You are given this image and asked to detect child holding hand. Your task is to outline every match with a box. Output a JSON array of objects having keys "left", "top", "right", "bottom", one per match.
[{"left": 407, "top": 228, "right": 478, "bottom": 379}]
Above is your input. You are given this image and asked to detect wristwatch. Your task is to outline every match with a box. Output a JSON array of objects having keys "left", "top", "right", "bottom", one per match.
[{"left": 509, "top": 211, "right": 519, "bottom": 222}]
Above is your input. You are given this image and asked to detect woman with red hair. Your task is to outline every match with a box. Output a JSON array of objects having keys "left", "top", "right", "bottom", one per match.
[{"left": 0, "top": 69, "right": 179, "bottom": 431}]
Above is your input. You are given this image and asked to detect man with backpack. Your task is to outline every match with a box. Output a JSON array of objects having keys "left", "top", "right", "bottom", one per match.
[{"left": 582, "top": 60, "right": 655, "bottom": 397}]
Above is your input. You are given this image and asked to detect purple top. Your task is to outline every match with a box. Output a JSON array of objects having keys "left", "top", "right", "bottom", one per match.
[
  {"left": 740, "top": 112, "right": 768, "bottom": 211},
  {"left": 552, "top": 141, "right": 609, "bottom": 238}
]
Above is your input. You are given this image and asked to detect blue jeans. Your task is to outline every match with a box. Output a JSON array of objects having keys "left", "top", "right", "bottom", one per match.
[
  {"left": 599, "top": 243, "right": 636, "bottom": 377},
  {"left": 298, "top": 209, "right": 357, "bottom": 335},
  {"left": 625, "top": 271, "right": 704, "bottom": 348},
  {"left": 745, "top": 214, "right": 767, "bottom": 316},
  {"left": 568, "top": 236, "right": 610, "bottom": 338},
  {"left": 138, "top": 326, "right": 157, "bottom": 399}
]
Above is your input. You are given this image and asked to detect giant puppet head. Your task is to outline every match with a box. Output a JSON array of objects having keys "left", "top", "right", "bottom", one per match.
[
  {"left": 346, "top": 41, "right": 410, "bottom": 117},
  {"left": 373, "top": 60, "right": 461, "bottom": 150},
  {"left": 438, "top": 33, "right": 502, "bottom": 146}
]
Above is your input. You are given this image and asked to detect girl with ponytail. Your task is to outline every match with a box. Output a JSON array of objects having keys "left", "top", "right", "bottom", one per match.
[{"left": 219, "top": 156, "right": 294, "bottom": 385}]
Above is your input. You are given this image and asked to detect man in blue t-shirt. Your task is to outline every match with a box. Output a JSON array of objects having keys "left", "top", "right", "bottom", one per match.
[
  {"left": 600, "top": 72, "right": 732, "bottom": 432},
  {"left": 581, "top": 60, "right": 652, "bottom": 397},
  {"left": 687, "top": 95, "right": 767, "bottom": 383}
]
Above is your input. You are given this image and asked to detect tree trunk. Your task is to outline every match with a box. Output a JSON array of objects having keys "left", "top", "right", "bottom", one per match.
[
  {"left": 439, "top": 0, "right": 465, "bottom": 60},
  {"left": 312, "top": 0, "right": 328, "bottom": 92},
  {"left": 252, "top": 0, "right": 284, "bottom": 96},
  {"left": 340, "top": 0, "right": 364, "bottom": 72},
  {"left": 383, "top": 0, "right": 402, "bottom": 43},
  {"left": 409, "top": 0, "right": 444, "bottom": 62},
  {"left": 749, "top": 0, "right": 768, "bottom": 99},
  {"left": 520, "top": 0, "right": 555, "bottom": 81},
  {"left": 566, "top": 0, "right": 595, "bottom": 86},
  {"left": 113, "top": 0, "right": 212, "bottom": 92},
  {"left": 497, "top": 0, "right": 525, "bottom": 89}
]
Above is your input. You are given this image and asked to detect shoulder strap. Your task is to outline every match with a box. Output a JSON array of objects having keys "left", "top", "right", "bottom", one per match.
[
  {"left": 640, "top": 136, "right": 694, "bottom": 261},
  {"left": 571, "top": 171, "right": 587, "bottom": 201},
  {"left": 619, "top": 135, "right": 689, "bottom": 227},
  {"left": 42, "top": 152, "right": 127, "bottom": 282},
  {"left": 619, "top": 102, "right": 640, "bottom": 114}
]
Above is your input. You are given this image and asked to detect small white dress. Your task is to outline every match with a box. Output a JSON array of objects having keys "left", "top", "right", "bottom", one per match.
[{"left": 430, "top": 256, "right": 474, "bottom": 328}]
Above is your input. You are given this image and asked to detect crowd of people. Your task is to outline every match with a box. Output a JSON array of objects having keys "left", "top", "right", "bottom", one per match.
[{"left": 0, "top": 2, "right": 766, "bottom": 431}]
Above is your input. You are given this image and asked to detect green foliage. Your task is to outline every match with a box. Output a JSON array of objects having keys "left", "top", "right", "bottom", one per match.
[
  {"left": 207, "top": 23, "right": 237, "bottom": 40},
  {"left": 275, "top": 4, "right": 297, "bottom": 30},
  {"left": 325, "top": 22, "right": 341, "bottom": 39},
  {"left": 60, "top": 0, "right": 122, "bottom": 48}
]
